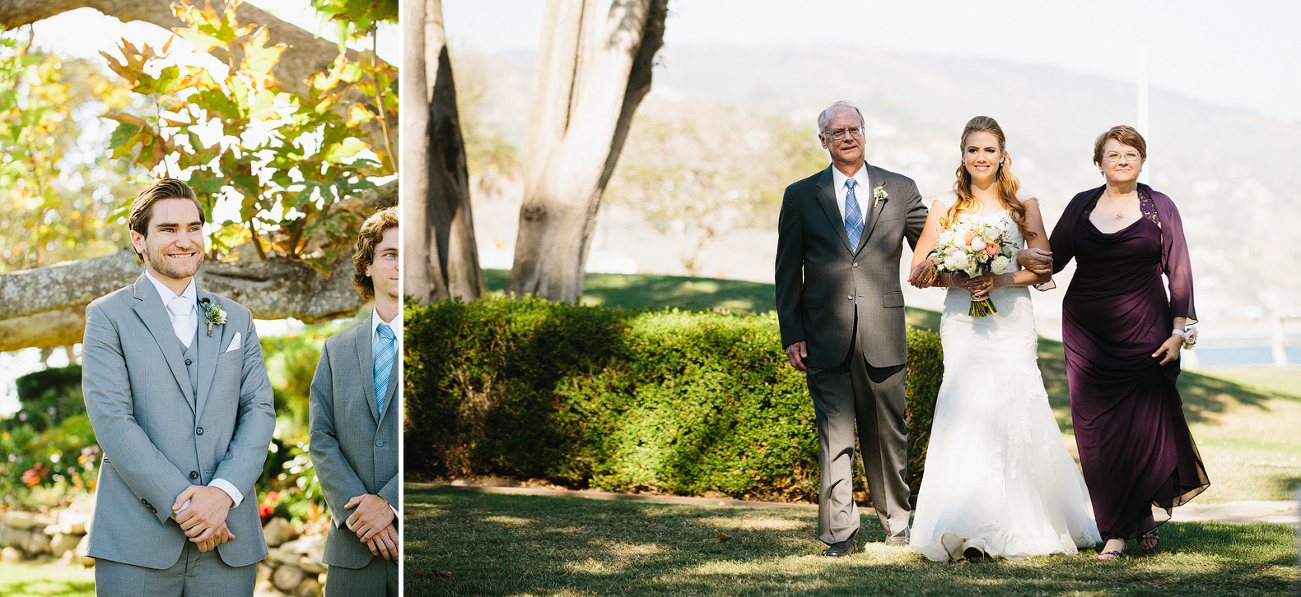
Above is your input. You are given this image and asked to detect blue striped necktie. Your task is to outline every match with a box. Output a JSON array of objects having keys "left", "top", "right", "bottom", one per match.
[
  {"left": 845, "top": 178, "right": 863, "bottom": 249},
  {"left": 374, "top": 323, "right": 395, "bottom": 415}
]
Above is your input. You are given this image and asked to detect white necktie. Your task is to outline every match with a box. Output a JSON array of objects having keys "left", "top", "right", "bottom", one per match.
[{"left": 167, "top": 297, "right": 195, "bottom": 349}]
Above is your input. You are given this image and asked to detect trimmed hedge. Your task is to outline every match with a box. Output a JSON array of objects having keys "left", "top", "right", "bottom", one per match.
[{"left": 405, "top": 296, "right": 942, "bottom": 502}]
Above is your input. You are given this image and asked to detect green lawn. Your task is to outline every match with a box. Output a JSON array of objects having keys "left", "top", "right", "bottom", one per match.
[
  {"left": 484, "top": 269, "right": 1301, "bottom": 503},
  {"left": 406, "top": 486, "right": 1299, "bottom": 596},
  {"left": 0, "top": 562, "right": 94, "bottom": 597}
]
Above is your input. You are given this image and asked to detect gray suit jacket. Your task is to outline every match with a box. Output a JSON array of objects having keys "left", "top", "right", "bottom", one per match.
[
  {"left": 775, "top": 164, "right": 928, "bottom": 369},
  {"left": 308, "top": 314, "right": 400, "bottom": 569},
  {"left": 81, "top": 274, "right": 276, "bottom": 569}
]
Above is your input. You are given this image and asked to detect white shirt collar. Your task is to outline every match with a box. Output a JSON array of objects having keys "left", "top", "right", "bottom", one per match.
[
  {"left": 831, "top": 162, "right": 869, "bottom": 194},
  {"left": 831, "top": 162, "right": 870, "bottom": 220},
  {"left": 371, "top": 307, "right": 401, "bottom": 340},
  {"left": 144, "top": 270, "right": 197, "bottom": 306}
]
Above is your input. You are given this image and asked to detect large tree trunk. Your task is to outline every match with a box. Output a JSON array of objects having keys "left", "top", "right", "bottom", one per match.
[
  {"left": 0, "top": 181, "right": 396, "bottom": 352},
  {"left": 401, "top": 0, "right": 484, "bottom": 304},
  {"left": 0, "top": 0, "right": 396, "bottom": 161},
  {"left": 504, "top": 0, "right": 667, "bottom": 303}
]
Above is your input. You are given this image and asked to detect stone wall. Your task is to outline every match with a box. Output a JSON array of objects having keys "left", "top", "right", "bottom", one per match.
[{"left": 0, "top": 508, "right": 328, "bottom": 597}]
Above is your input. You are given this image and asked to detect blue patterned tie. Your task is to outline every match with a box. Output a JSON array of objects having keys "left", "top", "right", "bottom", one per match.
[
  {"left": 844, "top": 179, "right": 863, "bottom": 249},
  {"left": 374, "top": 323, "right": 395, "bottom": 416}
]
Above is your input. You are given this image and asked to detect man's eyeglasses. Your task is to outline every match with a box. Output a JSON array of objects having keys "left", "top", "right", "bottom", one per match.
[{"left": 824, "top": 127, "right": 863, "bottom": 141}]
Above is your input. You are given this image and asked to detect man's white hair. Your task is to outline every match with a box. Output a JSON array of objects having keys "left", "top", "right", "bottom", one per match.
[{"left": 817, "top": 101, "right": 865, "bottom": 133}]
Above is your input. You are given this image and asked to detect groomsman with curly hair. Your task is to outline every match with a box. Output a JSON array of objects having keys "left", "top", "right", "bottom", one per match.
[{"left": 309, "top": 207, "right": 400, "bottom": 596}]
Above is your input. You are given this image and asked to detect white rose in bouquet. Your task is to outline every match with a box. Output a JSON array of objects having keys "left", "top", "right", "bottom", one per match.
[{"left": 990, "top": 255, "right": 1011, "bottom": 274}]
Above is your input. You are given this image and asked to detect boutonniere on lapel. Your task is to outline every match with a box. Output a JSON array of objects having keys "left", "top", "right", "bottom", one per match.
[
  {"left": 198, "top": 298, "right": 226, "bottom": 337},
  {"left": 873, "top": 185, "right": 888, "bottom": 208}
]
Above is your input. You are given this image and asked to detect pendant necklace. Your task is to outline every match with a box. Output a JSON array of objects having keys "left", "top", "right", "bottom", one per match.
[{"left": 1106, "top": 190, "right": 1136, "bottom": 220}]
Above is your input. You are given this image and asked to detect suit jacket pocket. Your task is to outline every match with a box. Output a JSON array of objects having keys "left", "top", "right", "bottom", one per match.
[
  {"left": 217, "top": 349, "right": 243, "bottom": 365},
  {"left": 882, "top": 291, "right": 904, "bottom": 308},
  {"left": 802, "top": 293, "right": 825, "bottom": 309}
]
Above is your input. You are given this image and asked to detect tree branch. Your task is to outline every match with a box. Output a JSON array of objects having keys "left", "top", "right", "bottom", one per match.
[
  {"left": 0, "top": 179, "right": 396, "bottom": 351},
  {"left": 0, "top": 0, "right": 396, "bottom": 160}
]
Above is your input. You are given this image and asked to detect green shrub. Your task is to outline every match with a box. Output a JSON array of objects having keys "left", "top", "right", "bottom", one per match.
[
  {"left": 405, "top": 296, "right": 943, "bottom": 502},
  {"left": 1, "top": 365, "right": 99, "bottom": 509}
]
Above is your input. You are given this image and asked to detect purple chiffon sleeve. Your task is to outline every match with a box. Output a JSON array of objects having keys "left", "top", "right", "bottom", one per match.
[{"left": 1152, "top": 188, "right": 1197, "bottom": 325}]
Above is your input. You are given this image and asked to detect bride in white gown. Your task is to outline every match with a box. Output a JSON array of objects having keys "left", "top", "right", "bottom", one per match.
[{"left": 905, "top": 116, "right": 1100, "bottom": 561}]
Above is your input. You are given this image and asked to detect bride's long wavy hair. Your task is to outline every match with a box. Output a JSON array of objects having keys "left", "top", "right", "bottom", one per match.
[{"left": 947, "top": 116, "right": 1034, "bottom": 239}]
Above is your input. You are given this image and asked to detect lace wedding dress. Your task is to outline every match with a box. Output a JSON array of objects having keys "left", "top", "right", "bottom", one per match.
[{"left": 909, "top": 195, "right": 1101, "bottom": 561}]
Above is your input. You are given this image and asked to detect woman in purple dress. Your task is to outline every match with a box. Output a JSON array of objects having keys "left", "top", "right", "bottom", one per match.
[{"left": 1022, "top": 125, "right": 1209, "bottom": 560}]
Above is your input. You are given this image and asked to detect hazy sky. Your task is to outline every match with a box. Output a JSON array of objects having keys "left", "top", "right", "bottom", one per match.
[
  {"left": 443, "top": 0, "right": 1301, "bottom": 123},
  {"left": 29, "top": 0, "right": 398, "bottom": 69}
]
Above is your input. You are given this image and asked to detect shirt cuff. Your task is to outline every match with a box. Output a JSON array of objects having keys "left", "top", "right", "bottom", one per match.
[{"left": 210, "top": 478, "right": 244, "bottom": 508}]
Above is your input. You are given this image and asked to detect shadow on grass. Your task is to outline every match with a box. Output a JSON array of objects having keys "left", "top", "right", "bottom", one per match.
[
  {"left": 405, "top": 486, "right": 1298, "bottom": 597},
  {"left": 1266, "top": 473, "right": 1301, "bottom": 499}
]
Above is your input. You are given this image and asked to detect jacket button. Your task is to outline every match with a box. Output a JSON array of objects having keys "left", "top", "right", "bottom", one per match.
[
  {"left": 375, "top": 440, "right": 385, "bottom": 447},
  {"left": 190, "top": 471, "right": 199, "bottom": 480},
  {"left": 847, "top": 295, "right": 853, "bottom": 300},
  {"left": 196, "top": 427, "right": 204, "bottom": 435},
  {"left": 852, "top": 262, "right": 858, "bottom": 268},
  {"left": 185, "top": 358, "right": 192, "bottom": 366}
]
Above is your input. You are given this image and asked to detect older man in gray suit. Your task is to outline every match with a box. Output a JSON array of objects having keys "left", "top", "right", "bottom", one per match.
[
  {"left": 81, "top": 179, "right": 276, "bottom": 595},
  {"left": 775, "top": 102, "right": 928, "bottom": 556},
  {"left": 309, "top": 207, "right": 400, "bottom": 596}
]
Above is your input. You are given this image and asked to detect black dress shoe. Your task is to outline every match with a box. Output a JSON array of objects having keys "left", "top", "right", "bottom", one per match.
[{"left": 822, "top": 533, "right": 859, "bottom": 557}]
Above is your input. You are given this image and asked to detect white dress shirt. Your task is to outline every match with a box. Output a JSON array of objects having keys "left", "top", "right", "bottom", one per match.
[
  {"left": 143, "top": 271, "right": 245, "bottom": 510},
  {"left": 830, "top": 162, "right": 871, "bottom": 224}
]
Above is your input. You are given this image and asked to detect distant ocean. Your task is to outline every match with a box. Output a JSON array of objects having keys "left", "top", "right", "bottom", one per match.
[{"left": 1192, "top": 344, "right": 1301, "bottom": 368}]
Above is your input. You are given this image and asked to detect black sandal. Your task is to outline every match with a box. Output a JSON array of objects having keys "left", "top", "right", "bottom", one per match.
[
  {"left": 1097, "top": 549, "right": 1124, "bottom": 561},
  {"left": 1139, "top": 529, "right": 1160, "bottom": 554}
]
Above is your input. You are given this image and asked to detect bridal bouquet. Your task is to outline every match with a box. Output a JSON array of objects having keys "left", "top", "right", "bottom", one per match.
[{"left": 933, "top": 216, "right": 1019, "bottom": 317}]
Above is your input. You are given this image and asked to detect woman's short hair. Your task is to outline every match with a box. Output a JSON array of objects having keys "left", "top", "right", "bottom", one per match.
[{"left": 1092, "top": 125, "right": 1147, "bottom": 167}]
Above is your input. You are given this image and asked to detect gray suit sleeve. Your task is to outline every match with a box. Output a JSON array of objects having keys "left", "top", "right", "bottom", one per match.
[
  {"left": 210, "top": 317, "right": 276, "bottom": 497},
  {"left": 774, "top": 184, "right": 805, "bottom": 349},
  {"left": 901, "top": 179, "right": 928, "bottom": 250},
  {"left": 82, "top": 302, "right": 191, "bottom": 523},
  {"left": 308, "top": 342, "right": 372, "bottom": 519}
]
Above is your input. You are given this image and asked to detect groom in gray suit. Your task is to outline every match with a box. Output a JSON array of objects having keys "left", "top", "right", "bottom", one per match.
[
  {"left": 309, "top": 207, "right": 400, "bottom": 596},
  {"left": 775, "top": 102, "right": 928, "bottom": 556},
  {"left": 82, "top": 179, "right": 276, "bottom": 594}
]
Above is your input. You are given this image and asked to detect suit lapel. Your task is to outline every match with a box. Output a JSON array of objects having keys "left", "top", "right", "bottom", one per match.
[
  {"left": 379, "top": 352, "right": 398, "bottom": 425},
  {"left": 195, "top": 287, "right": 221, "bottom": 420},
  {"left": 814, "top": 167, "right": 855, "bottom": 253},
  {"left": 355, "top": 315, "right": 381, "bottom": 425},
  {"left": 132, "top": 275, "right": 196, "bottom": 413},
  {"left": 859, "top": 165, "right": 889, "bottom": 249}
]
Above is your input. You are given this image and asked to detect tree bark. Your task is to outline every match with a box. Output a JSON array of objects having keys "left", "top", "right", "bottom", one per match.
[
  {"left": 0, "top": 0, "right": 396, "bottom": 162},
  {"left": 402, "top": 0, "right": 484, "bottom": 305},
  {"left": 505, "top": 0, "right": 667, "bottom": 303},
  {"left": 0, "top": 180, "right": 396, "bottom": 351}
]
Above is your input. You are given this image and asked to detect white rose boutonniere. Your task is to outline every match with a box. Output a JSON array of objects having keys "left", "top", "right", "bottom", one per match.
[
  {"left": 873, "top": 185, "right": 888, "bottom": 208},
  {"left": 199, "top": 298, "right": 227, "bottom": 337}
]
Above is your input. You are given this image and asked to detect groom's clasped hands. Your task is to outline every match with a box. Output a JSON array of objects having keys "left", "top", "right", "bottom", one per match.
[{"left": 173, "top": 485, "right": 236, "bottom": 552}]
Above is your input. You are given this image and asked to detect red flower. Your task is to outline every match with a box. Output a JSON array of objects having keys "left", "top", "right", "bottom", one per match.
[{"left": 259, "top": 503, "right": 273, "bottom": 519}]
